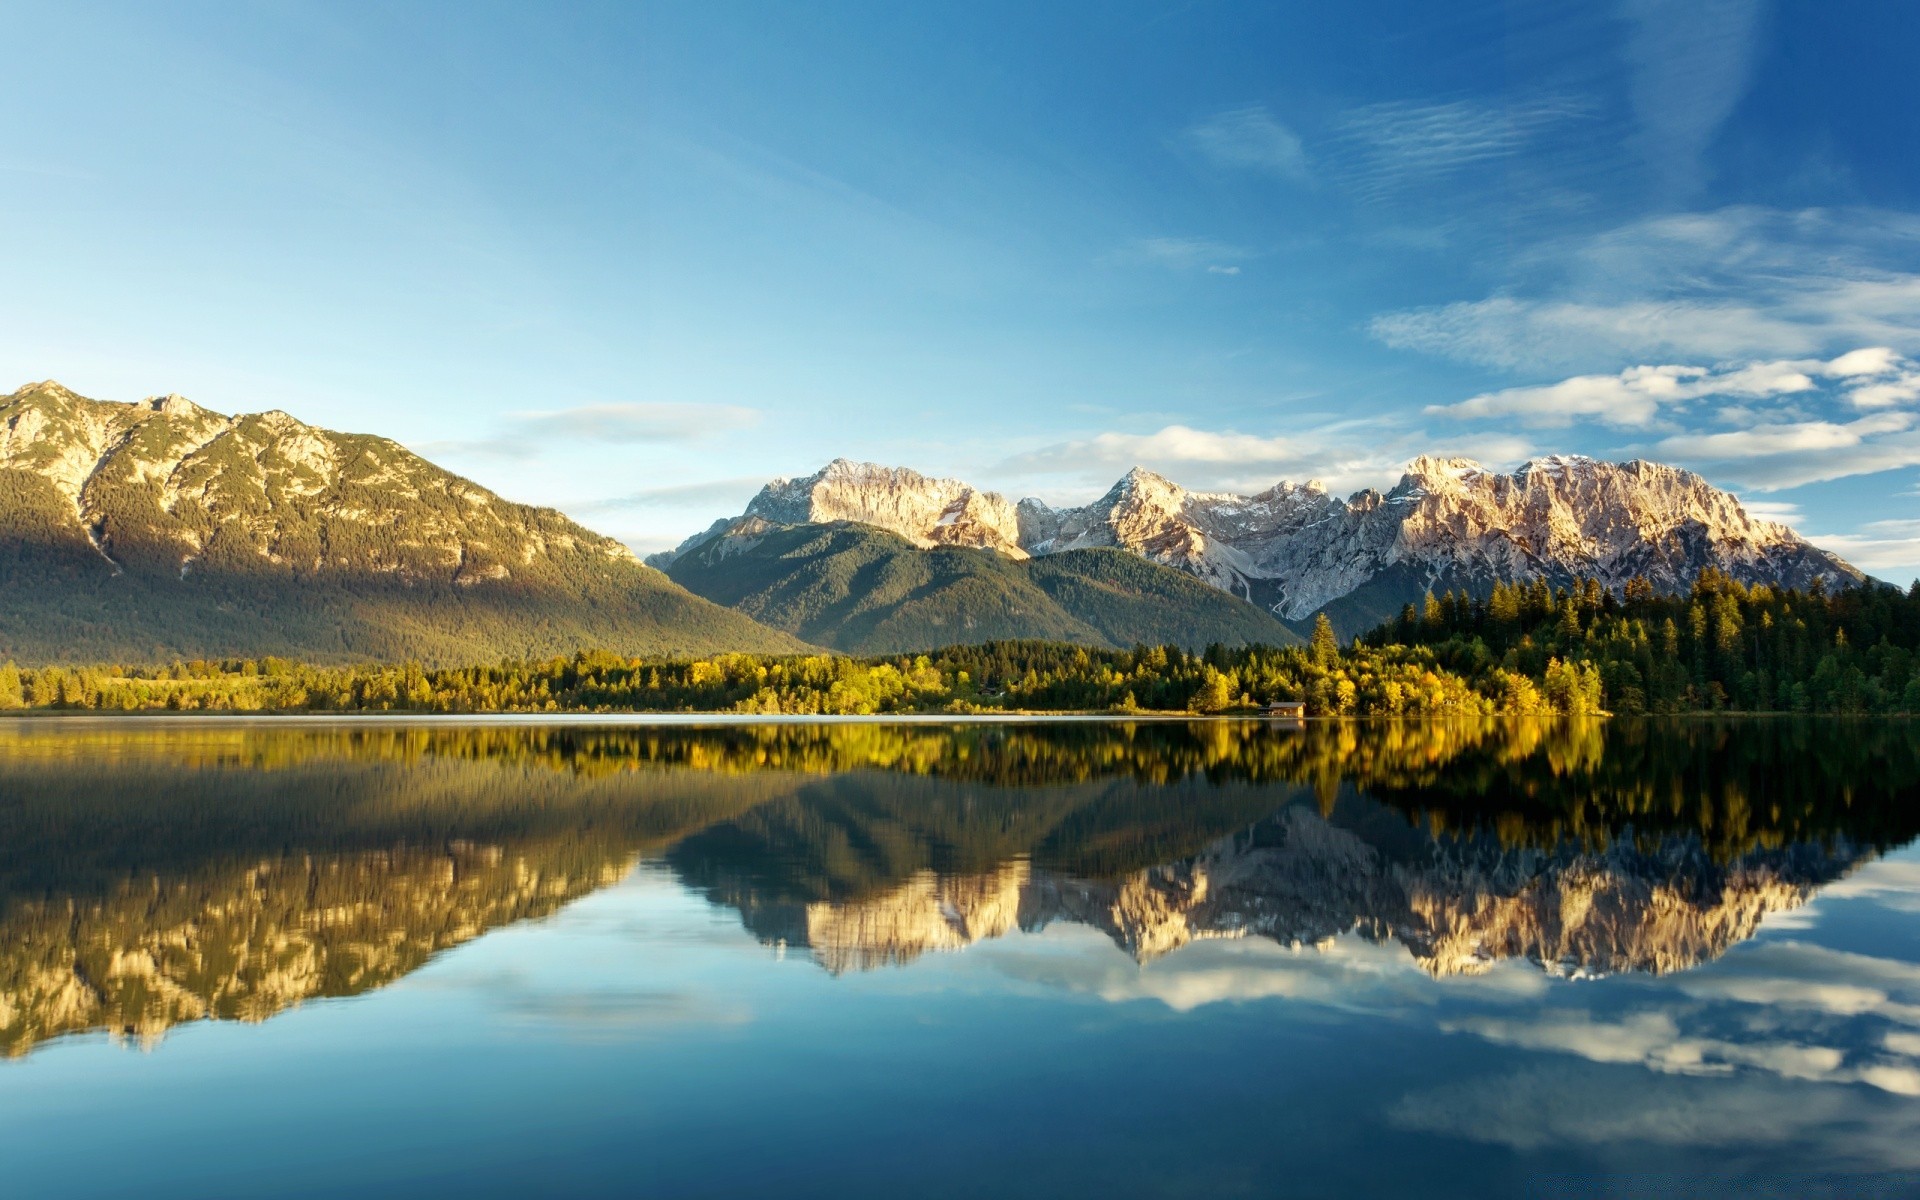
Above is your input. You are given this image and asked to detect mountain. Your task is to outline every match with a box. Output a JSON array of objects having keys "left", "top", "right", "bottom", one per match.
[
  {"left": 660, "top": 519, "right": 1300, "bottom": 653},
  {"left": 0, "top": 381, "right": 810, "bottom": 663},
  {"left": 659, "top": 456, "right": 1864, "bottom": 637}
]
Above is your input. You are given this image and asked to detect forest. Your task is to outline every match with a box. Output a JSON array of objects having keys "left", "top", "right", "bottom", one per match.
[
  {"left": 0, "top": 571, "right": 1915, "bottom": 716},
  {"left": 1369, "top": 568, "right": 1920, "bottom": 715}
]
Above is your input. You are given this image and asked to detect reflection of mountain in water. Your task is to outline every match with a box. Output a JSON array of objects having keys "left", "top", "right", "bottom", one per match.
[
  {"left": 0, "top": 727, "right": 802, "bottom": 1057},
  {"left": 738, "top": 798, "right": 1862, "bottom": 977},
  {"left": 0, "top": 717, "right": 1913, "bottom": 1055},
  {"left": 0, "top": 842, "right": 626, "bottom": 1055}
]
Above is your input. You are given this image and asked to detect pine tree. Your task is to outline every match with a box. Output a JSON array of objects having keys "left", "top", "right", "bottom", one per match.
[{"left": 1311, "top": 613, "right": 1339, "bottom": 667}]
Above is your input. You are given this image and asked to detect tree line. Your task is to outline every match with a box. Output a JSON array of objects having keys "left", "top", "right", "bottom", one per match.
[
  {"left": 1369, "top": 569, "right": 1920, "bottom": 715},
  {"left": 0, "top": 571, "right": 1914, "bottom": 715}
]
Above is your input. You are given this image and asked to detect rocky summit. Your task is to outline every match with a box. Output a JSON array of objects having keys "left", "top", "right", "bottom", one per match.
[
  {"left": 658, "top": 454, "right": 1863, "bottom": 635},
  {"left": 0, "top": 381, "right": 808, "bottom": 663}
]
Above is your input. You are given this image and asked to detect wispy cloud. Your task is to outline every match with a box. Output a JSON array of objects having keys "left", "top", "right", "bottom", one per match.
[
  {"left": 1657, "top": 412, "right": 1914, "bottom": 465},
  {"left": 992, "top": 422, "right": 1534, "bottom": 498},
  {"left": 421, "top": 401, "right": 761, "bottom": 460},
  {"left": 1327, "top": 98, "right": 1590, "bottom": 200},
  {"left": 1437, "top": 939, "right": 1920, "bottom": 1096},
  {"left": 1432, "top": 347, "right": 1920, "bottom": 489},
  {"left": 575, "top": 476, "right": 767, "bottom": 514},
  {"left": 1121, "top": 236, "right": 1247, "bottom": 273},
  {"left": 1373, "top": 207, "right": 1920, "bottom": 372},
  {"left": 1183, "top": 106, "right": 1309, "bottom": 181},
  {"left": 1428, "top": 354, "right": 1873, "bottom": 428},
  {"left": 1621, "top": 0, "right": 1767, "bottom": 195},
  {"left": 1797, "top": 518, "right": 1920, "bottom": 572}
]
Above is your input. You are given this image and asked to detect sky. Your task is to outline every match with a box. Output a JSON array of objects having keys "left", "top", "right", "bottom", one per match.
[{"left": 5, "top": 2, "right": 1920, "bottom": 579}]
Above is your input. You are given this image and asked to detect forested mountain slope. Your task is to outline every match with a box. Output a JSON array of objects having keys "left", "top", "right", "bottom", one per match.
[{"left": 663, "top": 520, "right": 1300, "bottom": 653}]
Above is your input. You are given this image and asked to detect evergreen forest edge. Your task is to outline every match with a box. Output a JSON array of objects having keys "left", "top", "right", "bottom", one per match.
[{"left": 3, "top": 568, "right": 1917, "bottom": 717}]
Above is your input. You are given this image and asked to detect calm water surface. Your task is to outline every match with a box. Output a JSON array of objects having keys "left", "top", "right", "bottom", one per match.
[{"left": 1, "top": 717, "right": 1917, "bottom": 1198}]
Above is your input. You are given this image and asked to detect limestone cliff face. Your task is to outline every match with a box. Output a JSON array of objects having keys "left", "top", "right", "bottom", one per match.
[
  {"left": 746, "top": 459, "right": 1026, "bottom": 557},
  {"left": 1019, "top": 456, "right": 1859, "bottom": 619},
  {"left": 660, "top": 455, "right": 1860, "bottom": 624},
  {"left": 730, "top": 804, "right": 1861, "bottom": 980},
  {"left": 0, "top": 380, "right": 809, "bottom": 661},
  {"left": 0, "top": 380, "right": 636, "bottom": 583},
  {"left": 0, "top": 841, "right": 629, "bottom": 1056}
]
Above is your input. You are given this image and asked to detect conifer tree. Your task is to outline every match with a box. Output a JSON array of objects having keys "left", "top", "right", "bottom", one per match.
[{"left": 1311, "top": 613, "right": 1339, "bottom": 667}]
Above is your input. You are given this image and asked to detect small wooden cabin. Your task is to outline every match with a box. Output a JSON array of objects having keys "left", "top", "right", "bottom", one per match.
[{"left": 1259, "top": 701, "right": 1306, "bottom": 718}]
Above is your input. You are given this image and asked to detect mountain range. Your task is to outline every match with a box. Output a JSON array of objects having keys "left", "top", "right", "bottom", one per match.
[
  {"left": 0, "top": 379, "right": 1867, "bottom": 663},
  {"left": 656, "top": 455, "right": 1864, "bottom": 637}
]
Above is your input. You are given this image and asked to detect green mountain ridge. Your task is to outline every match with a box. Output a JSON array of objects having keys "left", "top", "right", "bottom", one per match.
[
  {"left": 0, "top": 381, "right": 811, "bottom": 664},
  {"left": 664, "top": 519, "right": 1303, "bottom": 653}
]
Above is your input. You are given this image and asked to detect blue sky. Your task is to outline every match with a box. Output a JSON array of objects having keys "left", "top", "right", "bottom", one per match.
[{"left": 5, "top": 2, "right": 1920, "bottom": 577}]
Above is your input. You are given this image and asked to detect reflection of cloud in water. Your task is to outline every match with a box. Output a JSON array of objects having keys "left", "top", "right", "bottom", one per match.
[
  {"left": 1673, "top": 941, "right": 1920, "bottom": 1025},
  {"left": 1390, "top": 1065, "right": 1920, "bottom": 1169},
  {"left": 975, "top": 930, "right": 1549, "bottom": 1014},
  {"left": 491, "top": 986, "right": 753, "bottom": 1038},
  {"left": 1431, "top": 938, "right": 1920, "bottom": 1096},
  {"left": 1807, "top": 858, "right": 1920, "bottom": 914}
]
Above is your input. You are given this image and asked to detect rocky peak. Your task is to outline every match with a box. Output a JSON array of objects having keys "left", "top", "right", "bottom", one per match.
[
  {"left": 728, "top": 459, "right": 1026, "bottom": 556},
  {"left": 143, "top": 393, "right": 217, "bottom": 419},
  {"left": 0, "top": 379, "right": 639, "bottom": 585},
  {"left": 1404, "top": 454, "right": 1488, "bottom": 480},
  {"left": 668, "top": 452, "right": 1864, "bottom": 627}
]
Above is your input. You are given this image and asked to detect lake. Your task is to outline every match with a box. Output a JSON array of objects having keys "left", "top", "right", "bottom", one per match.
[{"left": 1, "top": 716, "right": 1917, "bottom": 1197}]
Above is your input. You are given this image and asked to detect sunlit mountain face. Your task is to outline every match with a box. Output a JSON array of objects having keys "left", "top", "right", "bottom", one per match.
[{"left": 0, "top": 718, "right": 1911, "bottom": 1057}]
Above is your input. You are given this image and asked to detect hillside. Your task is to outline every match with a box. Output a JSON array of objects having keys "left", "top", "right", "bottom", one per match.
[
  {"left": 662, "top": 520, "right": 1300, "bottom": 653},
  {"left": 0, "top": 381, "right": 810, "bottom": 664}
]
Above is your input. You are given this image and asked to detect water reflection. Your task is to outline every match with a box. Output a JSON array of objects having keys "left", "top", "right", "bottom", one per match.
[{"left": 0, "top": 717, "right": 1913, "bottom": 1058}]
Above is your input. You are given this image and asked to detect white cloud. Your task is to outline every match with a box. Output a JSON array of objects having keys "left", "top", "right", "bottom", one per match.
[
  {"left": 992, "top": 422, "right": 1535, "bottom": 498},
  {"left": 1430, "top": 346, "right": 1920, "bottom": 489},
  {"left": 1372, "top": 207, "right": 1920, "bottom": 372},
  {"left": 1799, "top": 519, "right": 1920, "bottom": 573},
  {"left": 1849, "top": 373, "right": 1920, "bottom": 409},
  {"left": 1658, "top": 422, "right": 1920, "bottom": 491},
  {"left": 1430, "top": 355, "right": 1856, "bottom": 428},
  {"left": 1657, "top": 412, "right": 1915, "bottom": 461},
  {"left": 1829, "top": 346, "right": 1903, "bottom": 377},
  {"left": 1183, "top": 106, "right": 1309, "bottom": 181},
  {"left": 1737, "top": 499, "right": 1804, "bottom": 524}
]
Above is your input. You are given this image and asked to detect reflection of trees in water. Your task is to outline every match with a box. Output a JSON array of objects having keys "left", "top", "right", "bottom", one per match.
[{"left": 0, "top": 717, "right": 1910, "bottom": 1055}]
